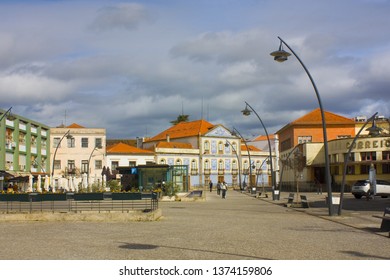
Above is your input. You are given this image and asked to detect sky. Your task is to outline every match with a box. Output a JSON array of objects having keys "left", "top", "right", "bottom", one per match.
[{"left": 1, "top": 0, "right": 390, "bottom": 139}]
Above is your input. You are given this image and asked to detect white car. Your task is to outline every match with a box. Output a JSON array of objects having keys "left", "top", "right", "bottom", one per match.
[{"left": 351, "top": 179, "right": 390, "bottom": 199}]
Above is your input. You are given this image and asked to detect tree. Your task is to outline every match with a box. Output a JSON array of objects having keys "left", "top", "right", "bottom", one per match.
[{"left": 170, "top": 114, "right": 189, "bottom": 125}]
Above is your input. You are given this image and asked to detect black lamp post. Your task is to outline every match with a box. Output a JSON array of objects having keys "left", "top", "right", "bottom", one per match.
[
  {"left": 0, "top": 107, "right": 16, "bottom": 122},
  {"left": 225, "top": 140, "right": 242, "bottom": 190},
  {"left": 270, "top": 36, "right": 334, "bottom": 215},
  {"left": 338, "top": 112, "right": 379, "bottom": 215},
  {"left": 87, "top": 145, "right": 103, "bottom": 187},
  {"left": 241, "top": 102, "right": 276, "bottom": 199},
  {"left": 51, "top": 129, "right": 73, "bottom": 192},
  {"left": 232, "top": 127, "right": 255, "bottom": 190}
]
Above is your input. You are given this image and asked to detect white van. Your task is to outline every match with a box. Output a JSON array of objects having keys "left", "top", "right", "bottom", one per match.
[{"left": 351, "top": 179, "right": 390, "bottom": 199}]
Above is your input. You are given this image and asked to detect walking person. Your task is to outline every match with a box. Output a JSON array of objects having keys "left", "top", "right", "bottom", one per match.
[
  {"left": 216, "top": 181, "right": 221, "bottom": 195},
  {"left": 221, "top": 181, "right": 227, "bottom": 199},
  {"left": 209, "top": 180, "right": 213, "bottom": 192}
]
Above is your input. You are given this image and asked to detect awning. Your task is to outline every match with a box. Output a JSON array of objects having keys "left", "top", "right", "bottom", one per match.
[{"left": 2, "top": 171, "right": 31, "bottom": 182}]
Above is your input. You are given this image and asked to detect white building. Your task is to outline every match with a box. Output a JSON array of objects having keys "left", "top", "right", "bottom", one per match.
[{"left": 50, "top": 123, "right": 106, "bottom": 191}]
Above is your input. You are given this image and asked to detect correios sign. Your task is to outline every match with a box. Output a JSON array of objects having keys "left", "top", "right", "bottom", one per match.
[{"left": 346, "top": 138, "right": 390, "bottom": 150}]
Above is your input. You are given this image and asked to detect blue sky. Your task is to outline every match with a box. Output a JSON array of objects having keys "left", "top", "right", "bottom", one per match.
[{"left": 1, "top": 0, "right": 390, "bottom": 138}]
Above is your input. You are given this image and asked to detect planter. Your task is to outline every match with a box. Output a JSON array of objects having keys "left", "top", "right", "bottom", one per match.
[
  {"left": 0, "top": 193, "right": 30, "bottom": 202},
  {"left": 112, "top": 192, "right": 142, "bottom": 200},
  {"left": 38, "top": 193, "right": 67, "bottom": 201},
  {"left": 73, "top": 193, "right": 104, "bottom": 201}
]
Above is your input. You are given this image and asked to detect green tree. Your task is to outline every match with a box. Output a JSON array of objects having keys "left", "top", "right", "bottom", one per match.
[{"left": 170, "top": 114, "right": 189, "bottom": 125}]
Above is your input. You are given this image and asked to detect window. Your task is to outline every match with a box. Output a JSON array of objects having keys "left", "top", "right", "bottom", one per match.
[
  {"left": 204, "top": 160, "right": 210, "bottom": 170},
  {"left": 81, "top": 138, "right": 89, "bottom": 148},
  {"left": 176, "top": 159, "right": 182, "bottom": 165},
  {"left": 344, "top": 153, "right": 355, "bottom": 161},
  {"left": 347, "top": 165, "right": 355, "bottom": 175},
  {"left": 95, "top": 138, "right": 102, "bottom": 148},
  {"left": 298, "top": 136, "right": 312, "bottom": 144},
  {"left": 361, "top": 152, "right": 376, "bottom": 161},
  {"left": 204, "top": 141, "right": 210, "bottom": 153},
  {"left": 111, "top": 161, "right": 119, "bottom": 171},
  {"left": 54, "top": 160, "right": 61, "bottom": 170},
  {"left": 383, "top": 151, "right": 390, "bottom": 161},
  {"left": 218, "top": 160, "right": 224, "bottom": 170},
  {"left": 232, "top": 142, "right": 237, "bottom": 152},
  {"left": 160, "top": 159, "right": 166, "bottom": 164},
  {"left": 67, "top": 137, "right": 75, "bottom": 148},
  {"left": 129, "top": 161, "right": 136, "bottom": 167},
  {"left": 337, "top": 135, "right": 351, "bottom": 139},
  {"left": 232, "top": 160, "right": 237, "bottom": 170},
  {"left": 382, "top": 163, "right": 390, "bottom": 174},
  {"left": 53, "top": 137, "right": 60, "bottom": 148},
  {"left": 191, "top": 160, "right": 197, "bottom": 169},
  {"left": 67, "top": 160, "right": 75, "bottom": 173},
  {"left": 361, "top": 164, "right": 371, "bottom": 174},
  {"left": 95, "top": 160, "right": 102, "bottom": 170},
  {"left": 218, "top": 141, "right": 224, "bottom": 154},
  {"left": 81, "top": 160, "right": 88, "bottom": 173}
]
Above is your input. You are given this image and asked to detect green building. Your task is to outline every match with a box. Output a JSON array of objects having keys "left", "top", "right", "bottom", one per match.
[{"left": 0, "top": 108, "right": 50, "bottom": 192}]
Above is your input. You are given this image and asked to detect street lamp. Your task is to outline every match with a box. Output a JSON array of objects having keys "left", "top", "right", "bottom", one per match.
[
  {"left": 271, "top": 36, "right": 334, "bottom": 215},
  {"left": 241, "top": 102, "right": 276, "bottom": 199},
  {"left": 87, "top": 145, "right": 103, "bottom": 187},
  {"left": 0, "top": 107, "right": 16, "bottom": 122},
  {"left": 232, "top": 127, "right": 255, "bottom": 190},
  {"left": 339, "top": 112, "right": 378, "bottom": 215},
  {"left": 51, "top": 129, "right": 73, "bottom": 192},
  {"left": 225, "top": 140, "right": 242, "bottom": 190}
]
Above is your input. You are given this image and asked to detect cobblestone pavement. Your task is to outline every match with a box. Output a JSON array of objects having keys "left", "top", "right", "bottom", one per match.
[{"left": 0, "top": 190, "right": 389, "bottom": 260}]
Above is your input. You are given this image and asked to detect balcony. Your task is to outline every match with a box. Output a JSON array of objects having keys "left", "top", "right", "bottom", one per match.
[
  {"left": 218, "top": 169, "right": 225, "bottom": 175},
  {"left": 204, "top": 168, "right": 211, "bottom": 175},
  {"left": 190, "top": 169, "right": 198, "bottom": 175}
]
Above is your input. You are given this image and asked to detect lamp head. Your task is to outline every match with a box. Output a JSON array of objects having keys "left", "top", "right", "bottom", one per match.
[
  {"left": 241, "top": 105, "right": 252, "bottom": 116},
  {"left": 224, "top": 141, "right": 229, "bottom": 148},
  {"left": 366, "top": 118, "right": 383, "bottom": 137},
  {"left": 270, "top": 41, "right": 291, "bottom": 63}
]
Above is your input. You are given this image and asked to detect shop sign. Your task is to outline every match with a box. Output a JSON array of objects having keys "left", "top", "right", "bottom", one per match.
[{"left": 346, "top": 138, "right": 390, "bottom": 150}]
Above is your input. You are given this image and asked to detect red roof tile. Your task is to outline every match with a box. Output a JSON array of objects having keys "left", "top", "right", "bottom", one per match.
[
  {"left": 146, "top": 120, "right": 215, "bottom": 142},
  {"left": 156, "top": 142, "right": 193, "bottom": 149},
  {"left": 106, "top": 142, "right": 153, "bottom": 154},
  {"left": 292, "top": 108, "right": 355, "bottom": 125},
  {"left": 66, "top": 123, "right": 85, "bottom": 128},
  {"left": 241, "top": 145, "right": 262, "bottom": 152}
]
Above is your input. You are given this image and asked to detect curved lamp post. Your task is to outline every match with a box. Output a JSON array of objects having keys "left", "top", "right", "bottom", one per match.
[
  {"left": 0, "top": 107, "right": 15, "bottom": 122},
  {"left": 241, "top": 102, "right": 276, "bottom": 199},
  {"left": 51, "top": 129, "right": 73, "bottom": 192},
  {"left": 225, "top": 140, "right": 242, "bottom": 190},
  {"left": 232, "top": 127, "right": 255, "bottom": 189},
  {"left": 271, "top": 36, "right": 334, "bottom": 215},
  {"left": 338, "top": 112, "right": 379, "bottom": 215},
  {"left": 87, "top": 145, "right": 103, "bottom": 187}
]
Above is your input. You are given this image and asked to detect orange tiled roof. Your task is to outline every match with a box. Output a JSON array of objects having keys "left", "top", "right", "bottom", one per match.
[
  {"left": 241, "top": 145, "right": 262, "bottom": 152},
  {"left": 106, "top": 142, "right": 153, "bottom": 154},
  {"left": 252, "top": 134, "right": 276, "bottom": 141},
  {"left": 156, "top": 142, "right": 193, "bottom": 149},
  {"left": 292, "top": 108, "right": 355, "bottom": 125},
  {"left": 146, "top": 120, "right": 215, "bottom": 142},
  {"left": 67, "top": 123, "right": 85, "bottom": 128}
]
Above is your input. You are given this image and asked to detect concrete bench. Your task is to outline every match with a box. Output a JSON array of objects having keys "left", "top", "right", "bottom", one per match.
[
  {"left": 372, "top": 207, "right": 390, "bottom": 232},
  {"left": 300, "top": 195, "right": 309, "bottom": 208},
  {"left": 285, "top": 193, "right": 295, "bottom": 207}
]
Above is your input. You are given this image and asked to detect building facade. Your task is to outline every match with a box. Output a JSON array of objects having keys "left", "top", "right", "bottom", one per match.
[
  {"left": 50, "top": 123, "right": 106, "bottom": 191},
  {"left": 277, "top": 109, "right": 390, "bottom": 192},
  {"left": 143, "top": 119, "right": 273, "bottom": 190},
  {"left": 0, "top": 108, "right": 50, "bottom": 192}
]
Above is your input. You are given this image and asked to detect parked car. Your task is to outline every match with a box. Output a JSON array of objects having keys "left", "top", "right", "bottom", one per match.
[{"left": 351, "top": 179, "right": 390, "bottom": 199}]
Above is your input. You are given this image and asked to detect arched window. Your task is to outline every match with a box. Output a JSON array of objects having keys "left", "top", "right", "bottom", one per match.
[
  {"left": 176, "top": 159, "right": 182, "bottom": 165},
  {"left": 191, "top": 159, "right": 197, "bottom": 169},
  {"left": 204, "top": 141, "right": 210, "bottom": 154},
  {"left": 218, "top": 141, "right": 224, "bottom": 154},
  {"left": 232, "top": 160, "right": 237, "bottom": 170},
  {"left": 160, "top": 158, "right": 166, "bottom": 164},
  {"left": 204, "top": 160, "right": 210, "bottom": 170},
  {"left": 218, "top": 160, "right": 224, "bottom": 170}
]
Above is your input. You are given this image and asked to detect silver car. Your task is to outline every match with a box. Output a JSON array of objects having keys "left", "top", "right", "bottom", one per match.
[{"left": 351, "top": 179, "right": 390, "bottom": 199}]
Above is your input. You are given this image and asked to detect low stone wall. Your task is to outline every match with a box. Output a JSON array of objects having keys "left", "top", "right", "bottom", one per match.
[{"left": 0, "top": 208, "right": 162, "bottom": 222}]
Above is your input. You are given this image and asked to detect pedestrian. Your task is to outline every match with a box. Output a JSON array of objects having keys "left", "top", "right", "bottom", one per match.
[
  {"left": 221, "top": 182, "right": 227, "bottom": 199},
  {"left": 209, "top": 180, "right": 213, "bottom": 192},
  {"left": 216, "top": 181, "right": 221, "bottom": 195}
]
